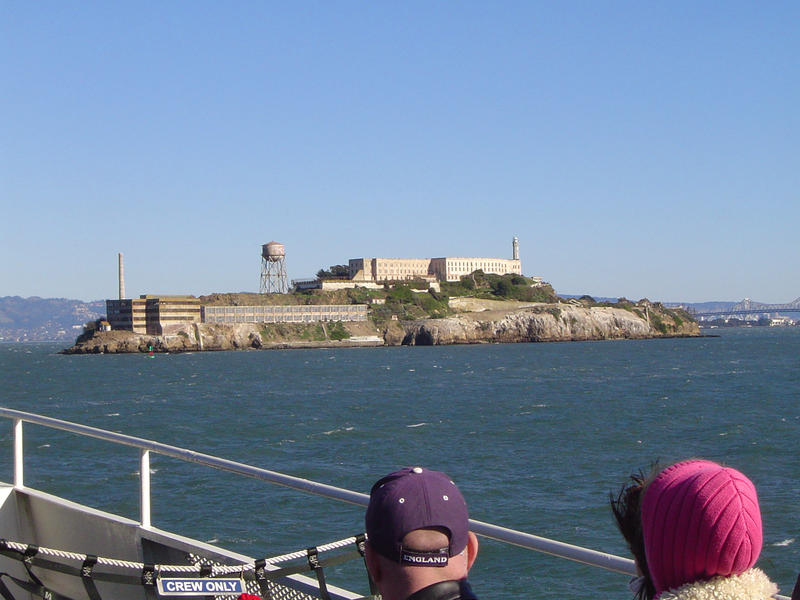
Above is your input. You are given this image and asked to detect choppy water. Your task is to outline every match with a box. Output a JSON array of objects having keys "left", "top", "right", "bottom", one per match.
[{"left": 1, "top": 327, "right": 799, "bottom": 598}]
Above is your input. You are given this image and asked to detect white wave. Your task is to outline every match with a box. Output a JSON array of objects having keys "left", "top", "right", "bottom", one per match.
[
  {"left": 37, "top": 444, "right": 50, "bottom": 448},
  {"left": 773, "top": 538, "right": 794, "bottom": 547},
  {"left": 407, "top": 422, "right": 427, "bottom": 428},
  {"left": 323, "top": 427, "right": 354, "bottom": 435},
  {"left": 106, "top": 412, "right": 120, "bottom": 417},
  {"left": 408, "top": 369, "right": 415, "bottom": 372}
]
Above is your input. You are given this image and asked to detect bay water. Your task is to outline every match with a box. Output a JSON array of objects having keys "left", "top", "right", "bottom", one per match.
[{"left": 1, "top": 327, "right": 799, "bottom": 598}]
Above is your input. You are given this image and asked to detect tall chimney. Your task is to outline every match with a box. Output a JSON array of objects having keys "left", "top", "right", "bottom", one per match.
[
  {"left": 512, "top": 236, "right": 519, "bottom": 261},
  {"left": 118, "top": 253, "right": 126, "bottom": 300}
]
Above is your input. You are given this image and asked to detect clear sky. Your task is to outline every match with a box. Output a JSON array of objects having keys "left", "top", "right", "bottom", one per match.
[{"left": 2, "top": 2, "right": 798, "bottom": 304}]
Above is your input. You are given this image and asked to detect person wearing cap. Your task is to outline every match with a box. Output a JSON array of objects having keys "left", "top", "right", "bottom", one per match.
[
  {"left": 364, "top": 466, "right": 479, "bottom": 600},
  {"left": 611, "top": 459, "right": 778, "bottom": 600}
]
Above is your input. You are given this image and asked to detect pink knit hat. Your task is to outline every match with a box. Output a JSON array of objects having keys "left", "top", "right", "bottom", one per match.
[{"left": 640, "top": 460, "right": 763, "bottom": 597}]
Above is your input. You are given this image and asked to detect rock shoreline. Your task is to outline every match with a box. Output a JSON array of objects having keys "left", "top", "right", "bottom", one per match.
[{"left": 63, "top": 303, "right": 698, "bottom": 354}]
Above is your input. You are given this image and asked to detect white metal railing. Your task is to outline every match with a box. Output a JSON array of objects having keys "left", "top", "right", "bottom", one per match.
[
  {"left": 5, "top": 407, "right": 791, "bottom": 599},
  {"left": 0, "top": 407, "right": 634, "bottom": 576},
  {"left": 0, "top": 408, "right": 673, "bottom": 580}
]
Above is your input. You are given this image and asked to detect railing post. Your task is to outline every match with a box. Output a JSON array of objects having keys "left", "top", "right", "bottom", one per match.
[
  {"left": 140, "top": 449, "right": 151, "bottom": 528},
  {"left": 13, "top": 419, "right": 23, "bottom": 488}
]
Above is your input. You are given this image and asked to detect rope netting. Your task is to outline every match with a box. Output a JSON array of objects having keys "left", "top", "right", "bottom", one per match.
[{"left": 2, "top": 535, "right": 361, "bottom": 575}]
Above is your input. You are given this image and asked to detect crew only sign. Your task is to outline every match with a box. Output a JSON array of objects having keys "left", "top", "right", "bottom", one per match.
[{"left": 157, "top": 578, "right": 245, "bottom": 596}]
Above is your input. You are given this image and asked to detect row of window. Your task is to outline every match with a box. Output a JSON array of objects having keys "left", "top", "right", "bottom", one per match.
[
  {"left": 205, "top": 314, "right": 367, "bottom": 323},
  {"left": 204, "top": 305, "right": 365, "bottom": 314}
]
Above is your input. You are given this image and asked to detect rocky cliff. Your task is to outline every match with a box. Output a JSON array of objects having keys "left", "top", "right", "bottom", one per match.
[
  {"left": 63, "top": 321, "right": 385, "bottom": 354},
  {"left": 401, "top": 303, "right": 698, "bottom": 345},
  {"left": 63, "top": 302, "right": 697, "bottom": 354}
]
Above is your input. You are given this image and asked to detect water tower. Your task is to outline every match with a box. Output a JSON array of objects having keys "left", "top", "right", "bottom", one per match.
[{"left": 259, "top": 241, "right": 288, "bottom": 294}]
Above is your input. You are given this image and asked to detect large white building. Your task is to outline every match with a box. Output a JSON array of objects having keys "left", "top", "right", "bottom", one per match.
[{"left": 348, "top": 237, "right": 523, "bottom": 283}]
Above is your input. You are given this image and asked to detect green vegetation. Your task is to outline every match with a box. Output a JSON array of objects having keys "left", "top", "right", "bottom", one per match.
[
  {"left": 327, "top": 321, "right": 350, "bottom": 340},
  {"left": 386, "top": 285, "right": 414, "bottom": 304},
  {"left": 650, "top": 314, "right": 668, "bottom": 334},
  {"left": 414, "top": 291, "right": 449, "bottom": 318},
  {"left": 257, "top": 321, "right": 351, "bottom": 342},
  {"left": 259, "top": 322, "right": 326, "bottom": 342},
  {"left": 316, "top": 264, "right": 349, "bottom": 279},
  {"left": 301, "top": 324, "right": 326, "bottom": 341},
  {"left": 440, "top": 272, "right": 558, "bottom": 303}
]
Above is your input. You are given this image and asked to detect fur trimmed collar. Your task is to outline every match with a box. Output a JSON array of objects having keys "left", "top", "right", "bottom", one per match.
[{"left": 657, "top": 568, "right": 777, "bottom": 600}]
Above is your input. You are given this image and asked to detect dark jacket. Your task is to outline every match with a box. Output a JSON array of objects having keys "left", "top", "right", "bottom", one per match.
[{"left": 406, "top": 579, "right": 477, "bottom": 600}]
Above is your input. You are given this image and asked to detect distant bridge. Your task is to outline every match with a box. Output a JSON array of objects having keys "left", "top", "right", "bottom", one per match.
[
  {"left": 693, "top": 308, "right": 800, "bottom": 318},
  {"left": 691, "top": 300, "right": 800, "bottom": 319}
]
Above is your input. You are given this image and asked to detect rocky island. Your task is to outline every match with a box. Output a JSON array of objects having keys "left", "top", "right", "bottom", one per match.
[{"left": 63, "top": 275, "right": 698, "bottom": 354}]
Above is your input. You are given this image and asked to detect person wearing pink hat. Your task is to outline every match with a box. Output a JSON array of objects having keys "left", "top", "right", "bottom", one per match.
[{"left": 611, "top": 459, "right": 778, "bottom": 600}]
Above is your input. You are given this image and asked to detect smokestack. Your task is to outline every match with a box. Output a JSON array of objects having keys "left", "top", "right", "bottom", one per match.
[
  {"left": 118, "top": 253, "right": 125, "bottom": 299},
  {"left": 512, "top": 236, "right": 519, "bottom": 261}
]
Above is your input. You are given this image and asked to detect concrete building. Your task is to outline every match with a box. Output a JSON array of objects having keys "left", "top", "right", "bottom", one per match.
[
  {"left": 345, "top": 237, "right": 524, "bottom": 284},
  {"left": 348, "top": 256, "right": 522, "bottom": 283},
  {"left": 108, "top": 295, "right": 366, "bottom": 332},
  {"left": 106, "top": 297, "right": 147, "bottom": 333},
  {"left": 202, "top": 304, "right": 367, "bottom": 324},
  {"left": 293, "top": 238, "right": 526, "bottom": 290},
  {"left": 106, "top": 296, "right": 201, "bottom": 334},
  {"left": 429, "top": 257, "right": 522, "bottom": 282},
  {"left": 292, "top": 278, "right": 383, "bottom": 291},
  {"left": 349, "top": 258, "right": 439, "bottom": 283}
]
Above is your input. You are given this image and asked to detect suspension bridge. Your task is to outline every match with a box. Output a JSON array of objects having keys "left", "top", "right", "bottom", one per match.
[{"left": 689, "top": 298, "right": 800, "bottom": 319}]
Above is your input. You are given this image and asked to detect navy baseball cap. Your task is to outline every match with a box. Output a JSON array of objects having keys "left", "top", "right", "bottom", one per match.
[{"left": 365, "top": 467, "right": 469, "bottom": 566}]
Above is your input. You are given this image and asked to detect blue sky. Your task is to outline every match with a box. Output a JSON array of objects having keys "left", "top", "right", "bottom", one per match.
[{"left": 2, "top": 2, "right": 798, "bottom": 303}]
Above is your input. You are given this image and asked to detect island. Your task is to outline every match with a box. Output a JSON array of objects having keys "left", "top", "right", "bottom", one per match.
[{"left": 63, "top": 274, "right": 699, "bottom": 354}]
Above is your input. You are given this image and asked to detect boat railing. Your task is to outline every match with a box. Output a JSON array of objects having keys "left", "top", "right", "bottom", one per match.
[{"left": 4, "top": 407, "right": 785, "bottom": 599}]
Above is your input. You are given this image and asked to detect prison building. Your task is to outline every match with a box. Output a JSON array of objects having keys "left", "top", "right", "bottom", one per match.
[
  {"left": 430, "top": 257, "right": 521, "bottom": 282},
  {"left": 106, "top": 298, "right": 146, "bottom": 333},
  {"left": 348, "top": 256, "right": 521, "bottom": 283},
  {"left": 106, "top": 296, "right": 201, "bottom": 334},
  {"left": 202, "top": 304, "right": 368, "bottom": 324},
  {"left": 348, "top": 258, "right": 437, "bottom": 283}
]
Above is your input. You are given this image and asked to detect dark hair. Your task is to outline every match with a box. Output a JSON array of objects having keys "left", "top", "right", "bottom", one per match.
[{"left": 610, "top": 469, "right": 656, "bottom": 600}]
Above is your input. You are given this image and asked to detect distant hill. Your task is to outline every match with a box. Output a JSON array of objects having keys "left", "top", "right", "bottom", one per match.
[
  {"left": 668, "top": 301, "right": 738, "bottom": 312},
  {"left": 561, "top": 295, "right": 797, "bottom": 314},
  {"left": 0, "top": 296, "right": 105, "bottom": 342},
  {"left": 561, "top": 295, "right": 739, "bottom": 312}
]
